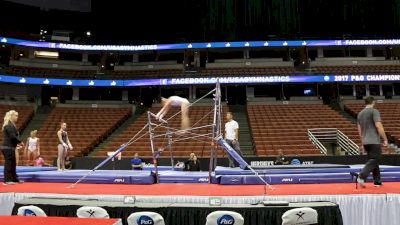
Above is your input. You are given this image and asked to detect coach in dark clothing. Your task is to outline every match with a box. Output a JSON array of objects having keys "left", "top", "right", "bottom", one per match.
[
  {"left": 356, "top": 96, "right": 388, "bottom": 188},
  {"left": 187, "top": 155, "right": 201, "bottom": 171},
  {"left": 2, "top": 110, "right": 24, "bottom": 185}
]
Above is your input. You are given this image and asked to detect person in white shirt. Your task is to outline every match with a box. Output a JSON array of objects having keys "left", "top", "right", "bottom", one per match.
[
  {"left": 224, "top": 112, "right": 243, "bottom": 167},
  {"left": 24, "top": 130, "right": 40, "bottom": 166},
  {"left": 156, "top": 96, "right": 190, "bottom": 130}
]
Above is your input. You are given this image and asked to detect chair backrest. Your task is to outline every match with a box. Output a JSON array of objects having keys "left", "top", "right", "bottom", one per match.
[
  {"left": 281, "top": 207, "right": 318, "bottom": 225},
  {"left": 206, "top": 211, "right": 244, "bottom": 225},
  {"left": 76, "top": 206, "right": 110, "bottom": 218},
  {"left": 127, "top": 212, "right": 165, "bottom": 225},
  {"left": 17, "top": 205, "right": 47, "bottom": 217}
]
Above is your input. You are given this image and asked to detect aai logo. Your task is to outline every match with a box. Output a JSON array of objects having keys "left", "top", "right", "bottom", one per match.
[
  {"left": 114, "top": 178, "right": 125, "bottom": 183},
  {"left": 23, "top": 209, "right": 37, "bottom": 216},
  {"left": 137, "top": 215, "right": 154, "bottom": 225},
  {"left": 217, "top": 215, "right": 235, "bottom": 225}
]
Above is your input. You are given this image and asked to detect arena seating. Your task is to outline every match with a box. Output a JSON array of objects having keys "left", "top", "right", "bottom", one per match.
[
  {"left": 4, "top": 64, "right": 400, "bottom": 80},
  {"left": 4, "top": 66, "right": 297, "bottom": 79},
  {"left": 0, "top": 105, "right": 34, "bottom": 164},
  {"left": 247, "top": 104, "right": 363, "bottom": 156},
  {"left": 98, "top": 105, "right": 228, "bottom": 158},
  {"left": 315, "top": 65, "right": 400, "bottom": 74},
  {"left": 4, "top": 66, "right": 97, "bottom": 79},
  {"left": 345, "top": 102, "right": 400, "bottom": 151},
  {"left": 36, "top": 107, "right": 131, "bottom": 162}
]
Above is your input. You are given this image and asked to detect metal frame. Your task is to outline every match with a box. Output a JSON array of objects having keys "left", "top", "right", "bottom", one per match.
[
  {"left": 68, "top": 79, "right": 273, "bottom": 192},
  {"left": 147, "top": 79, "right": 223, "bottom": 183}
]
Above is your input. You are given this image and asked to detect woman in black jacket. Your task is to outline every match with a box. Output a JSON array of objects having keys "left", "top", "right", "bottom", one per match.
[
  {"left": 187, "top": 155, "right": 201, "bottom": 171},
  {"left": 2, "top": 110, "right": 24, "bottom": 185}
]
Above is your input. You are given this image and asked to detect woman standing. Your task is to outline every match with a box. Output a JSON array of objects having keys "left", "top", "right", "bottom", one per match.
[
  {"left": 24, "top": 130, "right": 40, "bottom": 166},
  {"left": 2, "top": 110, "right": 24, "bottom": 185},
  {"left": 57, "top": 122, "right": 73, "bottom": 171}
]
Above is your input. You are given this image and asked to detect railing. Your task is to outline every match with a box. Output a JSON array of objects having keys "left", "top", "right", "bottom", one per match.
[
  {"left": 307, "top": 129, "right": 329, "bottom": 155},
  {"left": 337, "top": 129, "right": 360, "bottom": 155},
  {"left": 307, "top": 128, "right": 360, "bottom": 155}
]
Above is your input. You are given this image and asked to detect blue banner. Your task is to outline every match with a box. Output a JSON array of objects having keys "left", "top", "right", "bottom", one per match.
[
  {"left": 2, "top": 36, "right": 400, "bottom": 51},
  {"left": 1, "top": 74, "right": 399, "bottom": 87}
]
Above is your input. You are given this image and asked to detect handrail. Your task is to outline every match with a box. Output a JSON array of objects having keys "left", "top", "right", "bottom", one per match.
[
  {"left": 337, "top": 130, "right": 360, "bottom": 155},
  {"left": 307, "top": 128, "right": 360, "bottom": 155},
  {"left": 307, "top": 129, "right": 328, "bottom": 155}
]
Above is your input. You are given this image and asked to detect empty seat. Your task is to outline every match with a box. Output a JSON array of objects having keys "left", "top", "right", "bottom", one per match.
[
  {"left": 17, "top": 205, "right": 47, "bottom": 217},
  {"left": 281, "top": 207, "right": 318, "bottom": 225},
  {"left": 127, "top": 212, "right": 165, "bottom": 225},
  {"left": 206, "top": 211, "right": 244, "bottom": 225},
  {"left": 76, "top": 206, "right": 110, "bottom": 218}
]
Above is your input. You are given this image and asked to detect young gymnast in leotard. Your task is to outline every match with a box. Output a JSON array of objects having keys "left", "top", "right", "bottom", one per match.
[{"left": 156, "top": 96, "right": 190, "bottom": 130}]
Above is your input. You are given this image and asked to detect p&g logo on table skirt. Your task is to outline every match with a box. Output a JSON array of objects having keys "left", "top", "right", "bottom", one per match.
[
  {"left": 217, "top": 215, "right": 235, "bottom": 225},
  {"left": 23, "top": 209, "right": 37, "bottom": 216},
  {"left": 137, "top": 215, "right": 154, "bottom": 225}
]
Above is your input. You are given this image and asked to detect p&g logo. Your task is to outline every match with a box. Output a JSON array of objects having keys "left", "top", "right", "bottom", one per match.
[
  {"left": 23, "top": 209, "right": 37, "bottom": 216},
  {"left": 217, "top": 215, "right": 235, "bottom": 225},
  {"left": 137, "top": 215, "right": 154, "bottom": 225}
]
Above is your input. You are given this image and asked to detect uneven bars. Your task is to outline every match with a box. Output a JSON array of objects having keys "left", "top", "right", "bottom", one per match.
[
  {"left": 148, "top": 112, "right": 168, "bottom": 124},
  {"left": 151, "top": 124, "right": 214, "bottom": 138}
]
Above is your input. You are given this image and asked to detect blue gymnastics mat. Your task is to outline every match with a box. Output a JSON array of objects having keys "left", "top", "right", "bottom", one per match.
[
  {"left": 216, "top": 165, "right": 400, "bottom": 185},
  {"left": 215, "top": 165, "right": 400, "bottom": 175},
  {"left": 142, "top": 165, "right": 184, "bottom": 171},
  {"left": 1, "top": 170, "right": 155, "bottom": 184},
  {"left": 0, "top": 166, "right": 57, "bottom": 173},
  {"left": 158, "top": 171, "right": 218, "bottom": 184}
]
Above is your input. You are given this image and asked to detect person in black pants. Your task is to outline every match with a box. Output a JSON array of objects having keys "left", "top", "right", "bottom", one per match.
[
  {"left": 355, "top": 96, "right": 388, "bottom": 188},
  {"left": 2, "top": 110, "right": 24, "bottom": 185}
]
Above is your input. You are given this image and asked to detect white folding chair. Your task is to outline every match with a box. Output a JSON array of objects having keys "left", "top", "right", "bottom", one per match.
[
  {"left": 127, "top": 212, "right": 165, "bottom": 225},
  {"left": 76, "top": 206, "right": 110, "bottom": 218},
  {"left": 17, "top": 205, "right": 47, "bottom": 217},
  {"left": 206, "top": 211, "right": 244, "bottom": 225},
  {"left": 281, "top": 207, "right": 318, "bottom": 225}
]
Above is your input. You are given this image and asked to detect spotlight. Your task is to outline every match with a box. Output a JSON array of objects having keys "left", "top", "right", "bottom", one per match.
[
  {"left": 19, "top": 53, "right": 23, "bottom": 57},
  {"left": 86, "top": 31, "right": 91, "bottom": 37}
]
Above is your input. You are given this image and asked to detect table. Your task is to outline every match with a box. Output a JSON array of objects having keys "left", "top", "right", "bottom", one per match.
[
  {"left": 13, "top": 198, "right": 343, "bottom": 225},
  {"left": 0, "top": 215, "right": 122, "bottom": 225}
]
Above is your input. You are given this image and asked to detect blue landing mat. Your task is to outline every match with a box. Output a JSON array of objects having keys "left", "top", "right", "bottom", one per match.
[
  {"left": 220, "top": 172, "right": 400, "bottom": 185},
  {"left": 215, "top": 165, "right": 400, "bottom": 175},
  {"left": 0, "top": 166, "right": 57, "bottom": 173},
  {"left": 216, "top": 165, "right": 400, "bottom": 185},
  {"left": 250, "top": 164, "right": 350, "bottom": 169},
  {"left": 158, "top": 171, "right": 218, "bottom": 184},
  {"left": 2, "top": 170, "right": 155, "bottom": 184},
  {"left": 142, "top": 166, "right": 184, "bottom": 171}
]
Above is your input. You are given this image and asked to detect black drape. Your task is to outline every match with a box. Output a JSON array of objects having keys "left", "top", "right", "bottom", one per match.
[{"left": 13, "top": 202, "right": 343, "bottom": 225}]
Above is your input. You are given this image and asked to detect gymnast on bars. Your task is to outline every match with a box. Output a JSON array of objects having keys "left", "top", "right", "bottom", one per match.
[{"left": 156, "top": 96, "right": 190, "bottom": 131}]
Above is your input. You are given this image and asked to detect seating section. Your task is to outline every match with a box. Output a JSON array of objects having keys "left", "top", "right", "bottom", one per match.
[
  {"left": 0, "top": 105, "right": 34, "bottom": 164},
  {"left": 5, "top": 65, "right": 400, "bottom": 79},
  {"left": 345, "top": 103, "right": 400, "bottom": 149},
  {"left": 5, "top": 66, "right": 297, "bottom": 79},
  {"left": 315, "top": 65, "right": 400, "bottom": 74},
  {"left": 113, "top": 67, "right": 297, "bottom": 79},
  {"left": 4, "top": 66, "right": 97, "bottom": 79},
  {"left": 37, "top": 108, "right": 131, "bottom": 161},
  {"left": 98, "top": 106, "right": 228, "bottom": 158},
  {"left": 248, "top": 104, "right": 363, "bottom": 156}
]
